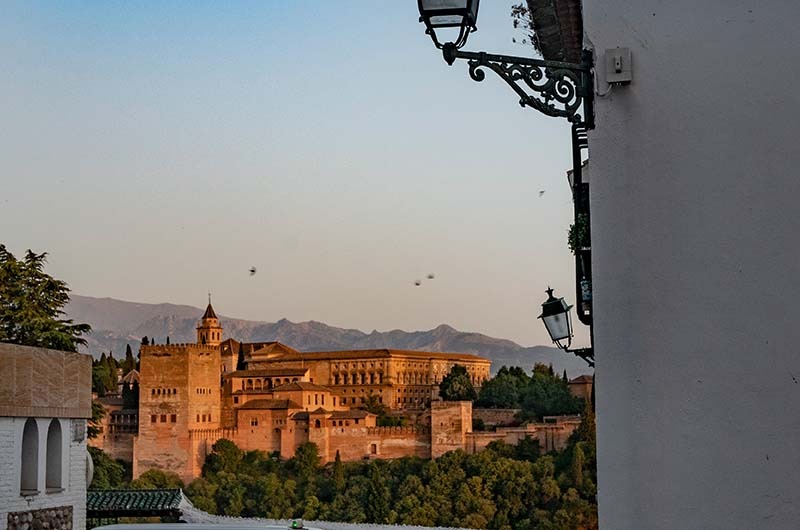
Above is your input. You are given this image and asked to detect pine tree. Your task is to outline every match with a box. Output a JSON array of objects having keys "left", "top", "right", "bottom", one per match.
[
  {"left": 123, "top": 344, "right": 135, "bottom": 373},
  {"left": 166, "top": 336, "right": 170, "bottom": 345},
  {"left": 0, "top": 245, "right": 91, "bottom": 351},
  {"left": 236, "top": 343, "right": 246, "bottom": 371},
  {"left": 141, "top": 336, "right": 149, "bottom": 346},
  {"left": 332, "top": 450, "right": 345, "bottom": 493},
  {"left": 570, "top": 443, "right": 585, "bottom": 488}
]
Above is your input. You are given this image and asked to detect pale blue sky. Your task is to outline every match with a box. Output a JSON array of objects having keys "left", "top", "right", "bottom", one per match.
[{"left": 1, "top": 1, "right": 587, "bottom": 347}]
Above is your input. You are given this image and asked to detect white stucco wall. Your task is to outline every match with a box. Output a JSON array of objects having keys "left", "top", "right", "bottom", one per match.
[
  {"left": 0, "top": 417, "right": 88, "bottom": 530},
  {"left": 584, "top": 2, "right": 800, "bottom": 528}
]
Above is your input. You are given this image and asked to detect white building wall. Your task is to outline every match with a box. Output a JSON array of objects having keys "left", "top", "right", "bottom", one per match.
[
  {"left": 584, "top": 2, "right": 800, "bottom": 529},
  {"left": 0, "top": 417, "right": 88, "bottom": 530}
]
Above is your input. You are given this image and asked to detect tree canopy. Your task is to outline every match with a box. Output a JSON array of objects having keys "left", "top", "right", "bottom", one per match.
[
  {"left": 0, "top": 245, "right": 90, "bottom": 351},
  {"left": 439, "top": 364, "right": 478, "bottom": 401}
]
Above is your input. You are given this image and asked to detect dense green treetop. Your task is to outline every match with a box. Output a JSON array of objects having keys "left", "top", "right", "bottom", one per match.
[
  {"left": 0, "top": 245, "right": 90, "bottom": 351},
  {"left": 439, "top": 364, "right": 478, "bottom": 401}
]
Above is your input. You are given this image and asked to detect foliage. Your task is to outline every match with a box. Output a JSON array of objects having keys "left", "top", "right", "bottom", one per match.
[
  {"left": 88, "top": 401, "right": 106, "bottom": 440},
  {"left": 0, "top": 245, "right": 91, "bottom": 351},
  {"left": 92, "top": 353, "right": 119, "bottom": 396},
  {"left": 477, "top": 364, "right": 584, "bottom": 422},
  {"left": 88, "top": 446, "right": 129, "bottom": 489},
  {"left": 439, "top": 364, "right": 477, "bottom": 401},
  {"left": 568, "top": 213, "right": 590, "bottom": 255},
  {"left": 129, "top": 469, "right": 184, "bottom": 490},
  {"left": 182, "top": 433, "right": 597, "bottom": 530}
]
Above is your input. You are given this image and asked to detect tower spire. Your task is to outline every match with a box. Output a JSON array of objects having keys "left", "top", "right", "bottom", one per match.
[{"left": 198, "top": 293, "right": 222, "bottom": 346}]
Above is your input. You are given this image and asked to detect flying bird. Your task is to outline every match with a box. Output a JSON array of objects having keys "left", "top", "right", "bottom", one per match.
[
  {"left": 427, "top": 273, "right": 435, "bottom": 279},
  {"left": 249, "top": 267, "right": 257, "bottom": 276},
  {"left": 539, "top": 190, "right": 546, "bottom": 197},
  {"left": 414, "top": 280, "right": 421, "bottom": 286}
]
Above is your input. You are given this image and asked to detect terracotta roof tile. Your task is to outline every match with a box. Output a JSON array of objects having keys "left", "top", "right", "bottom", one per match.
[{"left": 273, "top": 381, "right": 331, "bottom": 393}]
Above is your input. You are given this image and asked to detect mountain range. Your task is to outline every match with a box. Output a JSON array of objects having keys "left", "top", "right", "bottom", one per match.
[{"left": 65, "top": 294, "right": 592, "bottom": 378}]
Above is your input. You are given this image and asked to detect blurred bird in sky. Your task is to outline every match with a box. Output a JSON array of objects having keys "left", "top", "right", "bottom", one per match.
[
  {"left": 539, "top": 190, "right": 546, "bottom": 197},
  {"left": 427, "top": 273, "right": 435, "bottom": 279},
  {"left": 249, "top": 267, "right": 257, "bottom": 276},
  {"left": 414, "top": 280, "right": 421, "bottom": 286}
]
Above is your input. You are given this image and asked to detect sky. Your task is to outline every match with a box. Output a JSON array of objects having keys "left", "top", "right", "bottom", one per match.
[{"left": 0, "top": 1, "right": 588, "bottom": 348}]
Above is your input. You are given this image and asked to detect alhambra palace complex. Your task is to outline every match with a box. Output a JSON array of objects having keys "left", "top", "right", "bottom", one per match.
[{"left": 92, "top": 303, "right": 590, "bottom": 483}]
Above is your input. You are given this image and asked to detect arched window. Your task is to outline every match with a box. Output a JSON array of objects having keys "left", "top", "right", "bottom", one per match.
[
  {"left": 21, "top": 418, "right": 38, "bottom": 494},
  {"left": 314, "top": 419, "right": 321, "bottom": 428},
  {"left": 46, "top": 419, "right": 62, "bottom": 491}
]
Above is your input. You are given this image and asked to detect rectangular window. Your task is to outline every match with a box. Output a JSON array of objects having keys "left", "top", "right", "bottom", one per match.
[
  {"left": 196, "top": 414, "right": 200, "bottom": 422},
  {"left": 151, "top": 415, "right": 157, "bottom": 423},
  {"left": 202, "top": 414, "right": 206, "bottom": 422},
  {"left": 251, "top": 418, "right": 258, "bottom": 427},
  {"left": 160, "top": 414, "right": 166, "bottom": 423},
  {"left": 233, "top": 396, "right": 239, "bottom": 404},
  {"left": 170, "top": 414, "right": 176, "bottom": 423}
]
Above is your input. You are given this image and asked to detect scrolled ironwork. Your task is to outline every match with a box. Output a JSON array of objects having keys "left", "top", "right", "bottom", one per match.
[
  {"left": 466, "top": 54, "right": 585, "bottom": 123},
  {"left": 447, "top": 49, "right": 593, "bottom": 126}
]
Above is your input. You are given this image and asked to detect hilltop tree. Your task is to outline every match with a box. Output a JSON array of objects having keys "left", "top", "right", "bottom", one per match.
[
  {"left": 439, "top": 365, "right": 477, "bottom": 401},
  {"left": 122, "top": 344, "right": 136, "bottom": 373},
  {"left": 236, "top": 343, "right": 246, "bottom": 371},
  {"left": 0, "top": 245, "right": 90, "bottom": 351}
]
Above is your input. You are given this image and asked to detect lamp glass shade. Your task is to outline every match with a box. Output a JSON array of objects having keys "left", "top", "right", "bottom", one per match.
[
  {"left": 538, "top": 288, "right": 573, "bottom": 344},
  {"left": 541, "top": 312, "right": 572, "bottom": 343},
  {"left": 418, "top": 0, "right": 479, "bottom": 49},
  {"left": 418, "top": 0, "right": 478, "bottom": 28}
]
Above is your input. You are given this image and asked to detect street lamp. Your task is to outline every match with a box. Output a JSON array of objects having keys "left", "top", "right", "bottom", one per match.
[
  {"left": 538, "top": 288, "right": 594, "bottom": 367},
  {"left": 416, "top": 2, "right": 593, "bottom": 125},
  {"left": 416, "top": 1, "right": 595, "bottom": 326}
]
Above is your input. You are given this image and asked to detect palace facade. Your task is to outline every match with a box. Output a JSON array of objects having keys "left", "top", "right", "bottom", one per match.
[{"left": 91, "top": 302, "right": 581, "bottom": 483}]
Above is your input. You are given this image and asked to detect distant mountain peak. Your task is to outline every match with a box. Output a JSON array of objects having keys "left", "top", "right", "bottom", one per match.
[{"left": 66, "top": 294, "right": 592, "bottom": 377}]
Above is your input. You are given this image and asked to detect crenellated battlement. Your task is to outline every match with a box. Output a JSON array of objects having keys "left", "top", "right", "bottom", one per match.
[
  {"left": 140, "top": 343, "right": 218, "bottom": 356},
  {"left": 365, "top": 425, "right": 429, "bottom": 435},
  {"left": 189, "top": 427, "right": 238, "bottom": 440}
]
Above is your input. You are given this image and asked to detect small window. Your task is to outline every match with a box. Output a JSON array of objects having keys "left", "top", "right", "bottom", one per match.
[
  {"left": 251, "top": 418, "right": 258, "bottom": 427},
  {"left": 202, "top": 414, "right": 206, "bottom": 422},
  {"left": 370, "top": 443, "right": 377, "bottom": 455},
  {"left": 160, "top": 414, "right": 167, "bottom": 423},
  {"left": 196, "top": 414, "right": 200, "bottom": 422},
  {"left": 233, "top": 396, "right": 239, "bottom": 404},
  {"left": 21, "top": 418, "right": 39, "bottom": 494},
  {"left": 314, "top": 419, "right": 321, "bottom": 428},
  {"left": 46, "top": 419, "right": 63, "bottom": 491},
  {"left": 151, "top": 415, "right": 157, "bottom": 423},
  {"left": 170, "top": 414, "right": 177, "bottom": 423}
]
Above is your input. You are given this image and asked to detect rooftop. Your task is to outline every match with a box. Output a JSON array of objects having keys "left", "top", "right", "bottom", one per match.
[
  {"left": 265, "top": 348, "right": 490, "bottom": 363},
  {"left": 86, "top": 489, "right": 182, "bottom": 517},
  {"left": 237, "top": 399, "right": 303, "bottom": 410}
]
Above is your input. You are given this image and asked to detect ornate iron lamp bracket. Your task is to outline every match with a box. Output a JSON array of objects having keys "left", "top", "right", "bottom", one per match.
[{"left": 444, "top": 44, "right": 594, "bottom": 127}]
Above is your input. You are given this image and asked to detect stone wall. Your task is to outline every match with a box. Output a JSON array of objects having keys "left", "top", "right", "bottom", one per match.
[
  {"left": 135, "top": 343, "right": 220, "bottom": 482},
  {"left": 7, "top": 506, "right": 73, "bottom": 530},
  {"left": 430, "top": 401, "right": 471, "bottom": 458},
  {"left": 0, "top": 344, "right": 91, "bottom": 419},
  {"left": 465, "top": 416, "right": 581, "bottom": 454},
  {"left": 472, "top": 408, "right": 521, "bottom": 428},
  {"left": 328, "top": 426, "right": 430, "bottom": 461}
]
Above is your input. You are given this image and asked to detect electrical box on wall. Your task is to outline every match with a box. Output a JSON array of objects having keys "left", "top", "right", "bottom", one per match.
[{"left": 605, "top": 48, "right": 632, "bottom": 84}]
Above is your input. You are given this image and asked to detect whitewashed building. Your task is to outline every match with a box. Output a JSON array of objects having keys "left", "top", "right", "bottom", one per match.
[
  {"left": 0, "top": 343, "right": 93, "bottom": 530},
  {"left": 582, "top": 1, "right": 800, "bottom": 528}
]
